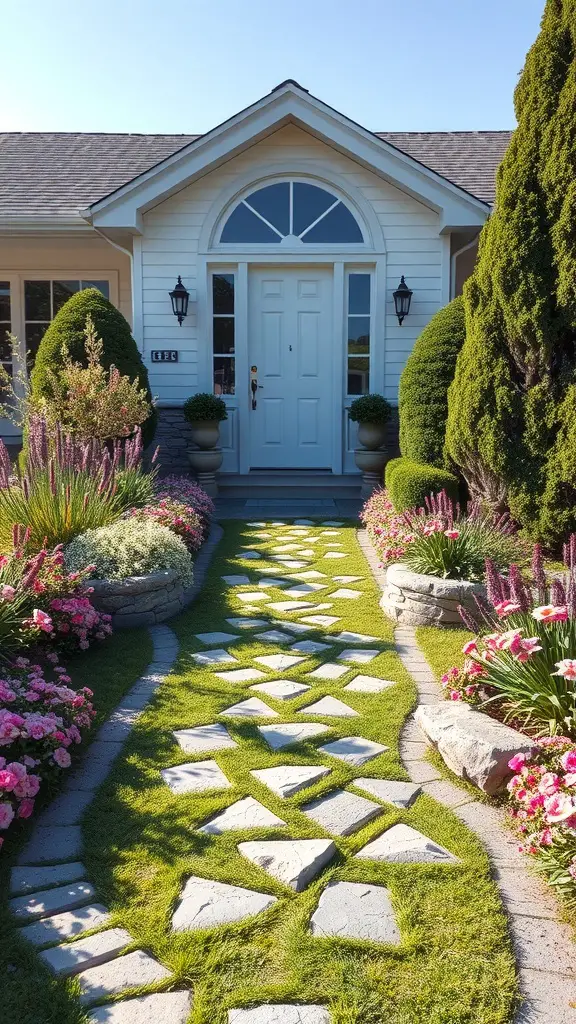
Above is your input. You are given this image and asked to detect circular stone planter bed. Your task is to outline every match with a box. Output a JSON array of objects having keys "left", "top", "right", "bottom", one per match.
[
  {"left": 381, "top": 563, "right": 486, "bottom": 626},
  {"left": 88, "top": 570, "right": 186, "bottom": 629}
]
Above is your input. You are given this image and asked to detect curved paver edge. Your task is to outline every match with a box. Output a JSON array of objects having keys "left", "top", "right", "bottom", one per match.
[{"left": 357, "top": 526, "right": 576, "bottom": 1024}]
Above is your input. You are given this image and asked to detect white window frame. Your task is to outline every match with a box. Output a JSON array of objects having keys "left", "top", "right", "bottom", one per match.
[{"left": 344, "top": 267, "right": 374, "bottom": 398}]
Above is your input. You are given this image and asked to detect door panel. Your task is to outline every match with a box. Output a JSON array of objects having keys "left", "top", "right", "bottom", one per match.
[{"left": 249, "top": 268, "right": 333, "bottom": 469}]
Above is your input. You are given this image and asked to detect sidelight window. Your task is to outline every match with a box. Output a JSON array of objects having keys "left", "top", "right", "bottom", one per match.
[
  {"left": 212, "top": 273, "right": 235, "bottom": 395},
  {"left": 347, "top": 273, "right": 371, "bottom": 395},
  {"left": 0, "top": 282, "right": 12, "bottom": 377}
]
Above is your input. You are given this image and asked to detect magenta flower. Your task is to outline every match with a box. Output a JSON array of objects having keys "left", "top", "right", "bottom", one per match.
[
  {"left": 508, "top": 753, "right": 527, "bottom": 771},
  {"left": 552, "top": 659, "right": 576, "bottom": 681}
]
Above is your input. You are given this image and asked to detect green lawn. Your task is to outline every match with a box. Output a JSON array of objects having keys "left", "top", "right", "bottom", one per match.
[
  {"left": 0, "top": 626, "right": 153, "bottom": 1024},
  {"left": 415, "top": 625, "right": 473, "bottom": 683},
  {"left": 65, "top": 521, "right": 518, "bottom": 1024}
]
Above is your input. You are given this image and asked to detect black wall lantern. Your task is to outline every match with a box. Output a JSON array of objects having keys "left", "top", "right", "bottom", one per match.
[
  {"left": 169, "top": 276, "right": 190, "bottom": 325},
  {"left": 393, "top": 275, "right": 413, "bottom": 326}
]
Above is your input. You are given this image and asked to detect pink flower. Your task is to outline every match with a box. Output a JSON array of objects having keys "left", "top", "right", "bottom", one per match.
[
  {"left": 53, "top": 747, "right": 71, "bottom": 768},
  {"left": 494, "top": 600, "right": 522, "bottom": 617},
  {"left": 508, "top": 752, "right": 527, "bottom": 771},
  {"left": 515, "top": 637, "right": 543, "bottom": 662},
  {"left": 0, "top": 769, "right": 20, "bottom": 791},
  {"left": 449, "top": 690, "right": 462, "bottom": 701},
  {"left": 444, "top": 529, "right": 460, "bottom": 540},
  {"left": 568, "top": 859, "right": 576, "bottom": 881},
  {"left": 543, "top": 792, "right": 575, "bottom": 823},
  {"left": 17, "top": 798, "right": 35, "bottom": 819},
  {"left": 0, "top": 801, "right": 15, "bottom": 829},
  {"left": 30, "top": 609, "right": 53, "bottom": 633},
  {"left": 560, "top": 750, "right": 576, "bottom": 774},
  {"left": 532, "top": 605, "right": 568, "bottom": 623},
  {"left": 539, "top": 828, "right": 554, "bottom": 847},
  {"left": 552, "top": 659, "right": 576, "bottom": 681},
  {"left": 0, "top": 584, "right": 15, "bottom": 602},
  {"left": 538, "top": 772, "right": 560, "bottom": 797},
  {"left": 462, "top": 640, "right": 477, "bottom": 656}
]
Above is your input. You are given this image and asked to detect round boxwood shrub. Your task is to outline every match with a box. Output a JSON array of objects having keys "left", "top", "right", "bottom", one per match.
[
  {"left": 349, "top": 394, "right": 392, "bottom": 424},
  {"left": 399, "top": 296, "right": 465, "bottom": 467},
  {"left": 65, "top": 518, "right": 193, "bottom": 587},
  {"left": 183, "top": 393, "right": 228, "bottom": 423},
  {"left": 29, "top": 288, "right": 157, "bottom": 448},
  {"left": 385, "top": 457, "right": 459, "bottom": 512}
]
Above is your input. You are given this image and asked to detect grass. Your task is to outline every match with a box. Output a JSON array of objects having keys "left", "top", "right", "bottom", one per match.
[
  {"left": 415, "top": 626, "right": 472, "bottom": 683},
  {"left": 0, "top": 626, "right": 153, "bottom": 1024},
  {"left": 67, "top": 520, "right": 519, "bottom": 1024}
]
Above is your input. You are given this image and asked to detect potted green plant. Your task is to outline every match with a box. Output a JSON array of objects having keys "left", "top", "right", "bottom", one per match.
[
  {"left": 183, "top": 393, "right": 228, "bottom": 450},
  {"left": 349, "top": 394, "right": 392, "bottom": 450}
]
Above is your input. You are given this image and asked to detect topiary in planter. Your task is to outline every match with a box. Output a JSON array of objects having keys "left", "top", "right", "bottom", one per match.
[
  {"left": 385, "top": 457, "right": 459, "bottom": 512},
  {"left": 29, "top": 288, "right": 157, "bottom": 448},
  {"left": 399, "top": 296, "right": 465, "bottom": 467},
  {"left": 349, "top": 394, "right": 392, "bottom": 424},
  {"left": 183, "top": 393, "right": 228, "bottom": 423}
]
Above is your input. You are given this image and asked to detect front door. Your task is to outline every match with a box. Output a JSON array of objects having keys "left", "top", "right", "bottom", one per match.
[{"left": 248, "top": 267, "right": 333, "bottom": 469}]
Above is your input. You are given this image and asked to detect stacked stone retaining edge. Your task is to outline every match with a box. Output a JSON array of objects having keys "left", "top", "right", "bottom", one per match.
[{"left": 382, "top": 563, "right": 486, "bottom": 626}]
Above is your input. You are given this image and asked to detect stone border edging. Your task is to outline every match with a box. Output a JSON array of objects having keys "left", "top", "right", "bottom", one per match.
[
  {"left": 358, "top": 526, "right": 576, "bottom": 1024},
  {"left": 8, "top": 523, "right": 224, "bottom": 1016},
  {"left": 382, "top": 562, "right": 486, "bottom": 627}
]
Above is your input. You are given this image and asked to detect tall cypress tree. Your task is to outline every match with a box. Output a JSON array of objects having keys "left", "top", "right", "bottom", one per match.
[{"left": 445, "top": 0, "right": 576, "bottom": 544}]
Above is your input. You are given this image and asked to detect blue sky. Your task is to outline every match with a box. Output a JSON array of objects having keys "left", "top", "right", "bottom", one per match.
[{"left": 1, "top": 0, "right": 544, "bottom": 133}]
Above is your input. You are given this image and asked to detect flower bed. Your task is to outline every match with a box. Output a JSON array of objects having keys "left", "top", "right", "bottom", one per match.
[{"left": 0, "top": 656, "right": 95, "bottom": 848}]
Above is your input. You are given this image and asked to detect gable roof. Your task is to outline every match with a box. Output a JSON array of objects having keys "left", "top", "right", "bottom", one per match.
[{"left": 0, "top": 127, "right": 511, "bottom": 220}]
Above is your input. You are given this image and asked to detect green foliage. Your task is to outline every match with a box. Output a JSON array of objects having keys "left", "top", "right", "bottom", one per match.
[
  {"left": 65, "top": 518, "right": 193, "bottom": 587},
  {"left": 114, "top": 467, "right": 156, "bottom": 511},
  {"left": 445, "top": 1, "right": 576, "bottom": 545},
  {"left": 402, "top": 520, "right": 522, "bottom": 582},
  {"left": 29, "top": 288, "right": 157, "bottom": 448},
  {"left": 399, "top": 296, "right": 465, "bottom": 466},
  {"left": 385, "top": 457, "right": 459, "bottom": 512},
  {"left": 348, "top": 393, "right": 392, "bottom": 424},
  {"left": 183, "top": 392, "right": 228, "bottom": 422}
]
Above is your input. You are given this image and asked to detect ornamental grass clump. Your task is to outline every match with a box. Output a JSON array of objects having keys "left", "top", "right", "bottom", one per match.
[
  {"left": 0, "top": 418, "right": 156, "bottom": 552},
  {"left": 65, "top": 518, "right": 194, "bottom": 588},
  {"left": 0, "top": 656, "right": 95, "bottom": 847},
  {"left": 452, "top": 539, "right": 576, "bottom": 737}
]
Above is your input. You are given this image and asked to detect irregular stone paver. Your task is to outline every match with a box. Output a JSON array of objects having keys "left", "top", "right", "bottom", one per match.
[
  {"left": 215, "top": 668, "right": 268, "bottom": 684},
  {"left": 236, "top": 550, "right": 262, "bottom": 559},
  {"left": 308, "top": 663, "right": 349, "bottom": 681},
  {"left": 319, "top": 737, "right": 389, "bottom": 766},
  {"left": 322, "top": 521, "right": 344, "bottom": 526},
  {"left": 237, "top": 591, "right": 270, "bottom": 603},
  {"left": 294, "top": 519, "right": 315, "bottom": 525},
  {"left": 250, "top": 680, "right": 311, "bottom": 701},
  {"left": 356, "top": 823, "right": 459, "bottom": 863},
  {"left": 266, "top": 601, "right": 313, "bottom": 613},
  {"left": 255, "top": 654, "right": 307, "bottom": 671},
  {"left": 289, "top": 639, "right": 331, "bottom": 655},
  {"left": 272, "top": 544, "right": 301, "bottom": 552},
  {"left": 310, "top": 881, "right": 400, "bottom": 944},
  {"left": 302, "top": 789, "right": 381, "bottom": 836},
  {"left": 292, "top": 571, "right": 328, "bottom": 580},
  {"left": 195, "top": 632, "right": 240, "bottom": 645},
  {"left": 271, "top": 620, "right": 314, "bottom": 634},
  {"left": 258, "top": 723, "right": 331, "bottom": 750},
  {"left": 161, "top": 760, "right": 232, "bottom": 794},
  {"left": 20, "top": 904, "right": 111, "bottom": 946},
  {"left": 323, "top": 552, "right": 347, "bottom": 559},
  {"left": 309, "top": 603, "right": 334, "bottom": 612},
  {"left": 337, "top": 649, "right": 378, "bottom": 663},
  {"left": 89, "top": 991, "right": 192, "bottom": 1023},
  {"left": 172, "top": 875, "right": 277, "bottom": 930},
  {"left": 221, "top": 698, "right": 279, "bottom": 718},
  {"left": 331, "top": 589, "right": 362, "bottom": 600},
  {"left": 226, "top": 618, "right": 269, "bottom": 629},
  {"left": 238, "top": 839, "right": 336, "bottom": 891},
  {"left": 222, "top": 575, "right": 251, "bottom": 585},
  {"left": 10, "top": 862, "right": 87, "bottom": 896},
  {"left": 257, "top": 578, "right": 291, "bottom": 588},
  {"left": 191, "top": 648, "right": 238, "bottom": 666},
  {"left": 77, "top": 949, "right": 171, "bottom": 1005},
  {"left": 298, "top": 696, "right": 359, "bottom": 718},
  {"left": 18, "top": 825, "right": 82, "bottom": 865},
  {"left": 301, "top": 615, "right": 340, "bottom": 626},
  {"left": 283, "top": 584, "right": 328, "bottom": 596},
  {"left": 295, "top": 549, "right": 316, "bottom": 557},
  {"left": 255, "top": 630, "right": 294, "bottom": 644},
  {"left": 332, "top": 631, "right": 379, "bottom": 644},
  {"left": 252, "top": 532, "right": 273, "bottom": 539},
  {"left": 272, "top": 559, "right": 308, "bottom": 569},
  {"left": 40, "top": 927, "right": 132, "bottom": 977},
  {"left": 344, "top": 675, "right": 396, "bottom": 693},
  {"left": 333, "top": 575, "right": 363, "bottom": 583},
  {"left": 321, "top": 530, "right": 341, "bottom": 536},
  {"left": 198, "top": 796, "right": 286, "bottom": 834},
  {"left": 251, "top": 764, "right": 331, "bottom": 798},
  {"left": 173, "top": 723, "right": 237, "bottom": 753},
  {"left": 354, "top": 778, "right": 422, "bottom": 808},
  {"left": 229, "top": 1007, "right": 330, "bottom": 1024},
  {"left": 10, "top": 880, "right": 95, "bottom": 921}
]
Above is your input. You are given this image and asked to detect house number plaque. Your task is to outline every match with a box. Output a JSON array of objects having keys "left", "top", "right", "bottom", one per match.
[{"left": 151, "top": 350, "right": 178, "bottom": 362}]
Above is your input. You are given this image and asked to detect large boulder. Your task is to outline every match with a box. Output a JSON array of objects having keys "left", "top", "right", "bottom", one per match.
[{"left": 414, "top": 702, "right": 537, "bottom": 795}]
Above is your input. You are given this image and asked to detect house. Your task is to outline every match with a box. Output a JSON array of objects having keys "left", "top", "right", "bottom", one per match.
[{"left": 0, "top": 81, "right": 511, "bottom": 475}]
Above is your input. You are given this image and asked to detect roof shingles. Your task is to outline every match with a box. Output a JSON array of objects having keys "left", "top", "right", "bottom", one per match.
[{"left": 0, "top": 129, "right": 511, "bottom": 218}]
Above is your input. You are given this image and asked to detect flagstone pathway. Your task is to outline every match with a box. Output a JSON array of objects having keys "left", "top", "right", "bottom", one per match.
[{"left": 11, "top": 518, "right": 566, "bottom": 1023}]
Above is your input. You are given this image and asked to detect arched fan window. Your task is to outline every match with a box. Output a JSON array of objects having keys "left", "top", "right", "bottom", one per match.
[{"left": 220, "top": 181, "right": 364, "bottom": 244}]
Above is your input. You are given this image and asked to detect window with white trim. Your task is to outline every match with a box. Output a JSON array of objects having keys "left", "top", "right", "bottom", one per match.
[
  {"left": 220, "top": 181, "right": 363, "bottom": 245},
  {"left": 212, "top": 273, "right": 235, "bottom": 395},
  {"left": 0, "top": 282, "right": 11, "bottom": 377},
  {"left": 347, "top": 273, "right": 371, "bottom": 395},
  {"left": 24, "top": 279, "right": 110, "bottom": 365}
]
